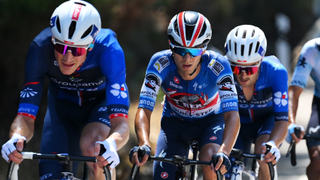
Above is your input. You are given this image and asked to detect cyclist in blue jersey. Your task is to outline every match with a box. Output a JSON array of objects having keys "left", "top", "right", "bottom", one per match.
[
  {"left": 288, "top": 37, "right": 320, "bottom": 180},
  {"left": 129, "top": 11, "right": 240, "bottom": 180},
  {"left": 1, "top": 1, "right": 130, "bottom": 180},
  {"left": 223, "top": 25, "right": 288, "bottom": 180}
]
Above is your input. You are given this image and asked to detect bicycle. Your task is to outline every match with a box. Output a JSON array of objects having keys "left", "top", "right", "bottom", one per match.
[
  {"left": 286, "top": 126, "right": 320, "bottom": 166},
  {"left": 130, "top": 140, "right": 223, "bottom": 180},
  {"left": 6, "top": 151, "right": 111, "bottom": 180},
  {"left": 228, "top": 148, "right": 276, "bottom": 180}
]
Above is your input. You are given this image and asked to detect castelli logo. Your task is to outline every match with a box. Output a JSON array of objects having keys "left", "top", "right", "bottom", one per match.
[
  {"left": 210, "top": 136, "right": 217, "bottom": 141},
  {"left": 161, "top": 172, "right": 169, "bottom": 179}
]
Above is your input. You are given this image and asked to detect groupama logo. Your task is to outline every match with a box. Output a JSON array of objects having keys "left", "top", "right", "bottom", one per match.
[{"left": 274, "top": 91, "right": 288, "bottom": 107}]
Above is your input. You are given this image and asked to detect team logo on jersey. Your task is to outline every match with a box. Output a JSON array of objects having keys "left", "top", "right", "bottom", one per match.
[
  {"left": 110, "top": 83, "right": 128, "bottom": 99},
  {"left": 298, "top": 56, "right": 307, "bottom": 68},
  {"left": 309, "top": 126, "right": 320, "bottom": 134},
  {"left": 98, "top": 107, "right": 107, "bottom": 111},
  {"left": 69, "top": 77, "right": 82, "bottom": 83},
  {"left": 274, "top": 91, "right": 288, "bottom": 107},
  {"left": 210, "top": 136, "right": 217, "bottom": 141},
  {"left": 217, "top": 75, "right": 234, "bottom": 92},
  {"left": 208, "top": 59, "right": 224, "bottom": 76},
  {"left": 20, "top": 87, "right": 38, "bottom": 98},
  {"left": 145, "top": 73, "right": 160, "bottom": 91},
  {"left": 40, "top": 173, "right": 52, "bottom": 180},
  {"left": 154, "top": 56, "right": 170, "bottom": 73}
]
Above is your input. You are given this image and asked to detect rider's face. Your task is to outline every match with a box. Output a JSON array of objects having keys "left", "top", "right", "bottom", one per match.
[
  {"left": 173, "top": 52, "right": 203, "bottom": 80},
  {"left": 233, "top": 61, "right": 260, "bottom": 87}
]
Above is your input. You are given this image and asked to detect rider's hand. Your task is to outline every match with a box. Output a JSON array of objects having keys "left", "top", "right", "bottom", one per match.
[
  {"left": 129, "top": 144, "right": 151, "bottom": 166},
  {"left": 262, "top": 141, "right": 280, "bottom": 164},
  {"left": 95, "top": 137, "right": 119, "bottom": 169},
  {"left": 1, "top": 133, "right": 26, "bottom": 163},
  {"left": 285, "top": 124, "right": 305, "bottom": 144},
  {"left": 211, "top": 152, "right": 231, "bottom": 175}
]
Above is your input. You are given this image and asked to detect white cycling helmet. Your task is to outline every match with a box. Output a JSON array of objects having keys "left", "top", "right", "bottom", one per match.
[
  {"left": 225, "top": 24, "right": 267, "bottom": 64},
  {"left": 50, "top": 0, "right": 101, "bottom": 46},
  {"left": 167, "top": 11, "right": 212, "bottom": 48}
]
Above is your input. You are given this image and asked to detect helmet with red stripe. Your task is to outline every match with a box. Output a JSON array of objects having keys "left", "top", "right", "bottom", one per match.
[
  {"left": 167, "top": 11, "right": 212, "bottom": 48},
  {"left": 50, "top": 0, "right": 101, "bottom": 46}
]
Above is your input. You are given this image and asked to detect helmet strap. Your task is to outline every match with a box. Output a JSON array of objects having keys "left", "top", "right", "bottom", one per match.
[{"left": 189, "top": 58, "right": 202, "bottom": 76}]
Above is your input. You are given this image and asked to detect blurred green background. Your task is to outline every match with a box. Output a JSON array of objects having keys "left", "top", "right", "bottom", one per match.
[{"left": 0, "top": 0, "right": 318, "bottom": 179}]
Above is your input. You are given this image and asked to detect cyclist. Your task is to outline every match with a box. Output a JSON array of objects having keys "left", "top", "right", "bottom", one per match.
[
  {"left": 288, "top": 37, "right": 320, "bottom": 180},
  {"left": 129, "top": 11, "right": 240, "bottom": 180},
  {"left": 223, "top": 24, "right": 288, "bottom": 180},
  {"left": 1, "top": 1, "right": 129, "bottom": 180}
]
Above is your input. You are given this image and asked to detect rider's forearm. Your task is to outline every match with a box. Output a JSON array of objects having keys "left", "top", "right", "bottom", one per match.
[
  {"left": 288, "top": 85, "right": 303, "bottom": 124},
  {"left": 10, "top": 115, "right": 35, "bottom": 142},
  {"left": 220, "top": 111, "right": 240, "bottom": 155},
  {"left": 108, "top": 117, "right": 130, "bottom": 150},
  {"left": 135, "top": 108, "right": 152, "bottom": 147},
  {"left": 269, "top": 121, "right": 288, "bottom": 146}
]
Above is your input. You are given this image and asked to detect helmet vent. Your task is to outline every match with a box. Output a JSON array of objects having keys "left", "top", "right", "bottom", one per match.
[
  {"left": 68, "top": 21, "right": 77, "bottom": 39},
  {"left": 56, "top": 16, "right": 61, "bottom": 33},
  {"left": 199, "top": 23, "right": 206, "bottom": 37},
  {"left": 186, "top": 25, "right": 195, "bottom": 40},
  {"left": 255, "top": 42, "right": 260, "bottom": 53},
  {"left": 242, "top": 30, "right": 247, "bottom": 38},
  {"left": 81, "top": 25, "right": 93, "bottom": 39},
  {"left": 249, "top": 43, "right": 253, "bottom": 56},
  {"left": 174, "top": 20, "right": 180, "bottom": 36},
  {"left": 228, "top": 40, "right": 232, "bottom": 52},
  {"left": 74, "top": 2, "right": 86, "bottom": 6},
  {"left": 235, "top": 28, "right": 239, "bottom": 36},
  {"left": 241, "top": 45, "right": 245, "bottom": 56},
  {"left": 251, "top": 29, "right": 255, "bottom": 37},
  {"left": 234, "top": 42, "right": 237, "bottom": 55}
]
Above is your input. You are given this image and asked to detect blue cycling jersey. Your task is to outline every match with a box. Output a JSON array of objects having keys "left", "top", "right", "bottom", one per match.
[
  {"left": 233, "top": 55, "right": 289, "bottom": 124},
  {"left": 17, "top": 27, "right": 129, "bottom": 120},
  {"left": 138, "top": 50, "right": 239, "bottom": 122}
]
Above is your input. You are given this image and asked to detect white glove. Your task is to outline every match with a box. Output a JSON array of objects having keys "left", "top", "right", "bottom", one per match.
[
  {"left": 262, "top": 141, "right": 281, "bottom": 162},
  {"left": 1, "top": 133, "right": 26, "bottom": 162},
  {"left": 285, "top": 124, "right": 305, "bottom": 143},
  {"left": 96, "top": 137, "right": 119, "bottom": 169}
]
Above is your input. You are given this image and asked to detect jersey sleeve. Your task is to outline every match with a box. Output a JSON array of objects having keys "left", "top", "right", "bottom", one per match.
[
  {"left": 138, "top": 52, "right": 169, "bottom": 111},
  {"left": 291, "top": 40, "right": 318, "bottom": 88},
  {"left": 17, "top": 41, "right": 47, "bottom": 120},
  {"left": 209, "top": 55, "right": 239, "bottom": 113},
  {"left": 272, "top": 61, "right": 289, "bottom": 121},
  {"left": 100, "top": 37, "right": 130, "bottom": 119}
]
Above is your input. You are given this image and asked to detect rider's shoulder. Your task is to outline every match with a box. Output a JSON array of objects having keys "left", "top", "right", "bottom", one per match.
[
  {"left": 203, "top": 50, "right": 229, "bottom": 66},
  {"left": 33, "top": 27, "right": 52, "bottom": 46},
  {"left": 261, "top": 55, "right": 287, "bottom": 72},
  {"left": 94, "top": 28, "right": 119, "bottom": 46}
]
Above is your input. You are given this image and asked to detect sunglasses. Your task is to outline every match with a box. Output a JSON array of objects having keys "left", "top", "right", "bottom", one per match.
[
  {"left": 230, "top": 62, "right": 261, "bottom": 75},
  {"left": 170, "top": 43, "right": 206, "bottom": 57},
  {"left": 53, "top": 38, "right": 89, "bottom": 57}
]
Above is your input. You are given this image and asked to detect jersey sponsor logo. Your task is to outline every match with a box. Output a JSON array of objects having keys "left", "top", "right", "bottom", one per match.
[
  {"left": 18, "top": 107, "right": 36, "bottom": 113},
  {"left": 72, "top": 4, "right": 82, "bottom": 21},
  {"left": 51, "top": 77, "right": 103, "bottom": 87},
  {"left": 174, "top": 76, "right": 180, "bottom": 84},
  {"left": 169, "top": 81, "right": 183, "bottom": 89},
  {"left": 161, "top": 172, "right": 169, "bottom": 179},
  {"left": 298, "top": 56, "right": 307, "bottom": 68},
  {"left": 208, "top": 59, "right": 224, "bottom": 76},
  {"left": 221, "top": 102, "right": 238, "bottom": 109},
  {"left": 154, "top": 56, "right": 170, "bottom": 73},
  {"left": 98, "top": 107, "right": 107, "bottom": 111},
  {"left": 309, "top": 125, "right": 320, "bottom": 134},
  {"left": 110, "top": 83, "right": 128, "bottom": 99},
  {"left": 20, "top": 87, "right": 38, "bottom": 98},
  {"left": 275, "top": 116, "right": 288, "bottom": 120},
  {"left": 110, "top": 108, "right": 128, "bottom": 114},
  {"left": 273, "top": 91, "right": 288, "bottom": 107},
  {"left": 192, "top": 82, "right": 208, "bottom": 91},
  {"left": 40, "top": 173, "right": 52, "bottom": 180},
  {"left": 212, "top": 125, "right": 222, "bottom": 134},
  {"left": 220, "top": 93, "right": 238, "bottom": 100},
  {"left": 210, "top": 136, "right": 217, "bottom": 141},
  {"left": 217, "top": 75, "right": 235, "bottom": 92},
  {"left": 70, "top": 77, "right": 82, "bottom": 83},
  {"left": 145, "top": 73, "right": 161, "bottom": 91},
  {"left": 139, "top": 99, "right": 155, "bottom": 107}
]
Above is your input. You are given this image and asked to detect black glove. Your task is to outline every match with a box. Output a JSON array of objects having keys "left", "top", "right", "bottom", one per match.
[
  {"left": 129, "top": 145, "right": 151, "bottom": 162},
  {"left": 211, "top": 152, "right": 231, "bottom": 171}
]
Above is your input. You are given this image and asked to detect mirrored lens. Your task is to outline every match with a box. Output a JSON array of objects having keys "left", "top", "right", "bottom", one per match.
[
  {"left": 172, "top": 47, "right": 205, "bottom": 57},
  {"left": 231, "top": 65, "right": 259, "bottom": 75},
  {"left": 54, "top": 44, "right": 87, "bottom": 57}
]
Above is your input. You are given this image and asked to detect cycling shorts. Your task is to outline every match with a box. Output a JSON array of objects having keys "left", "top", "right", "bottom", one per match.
[
  {"left": 153, "top": 113, "right": 224, "bottom": 180},
  {"left": 38, "top": 89, "right": 111, "bottom": 180},
  {"left": 306, "top": 95, "right": 320, "bottom": 148}
]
